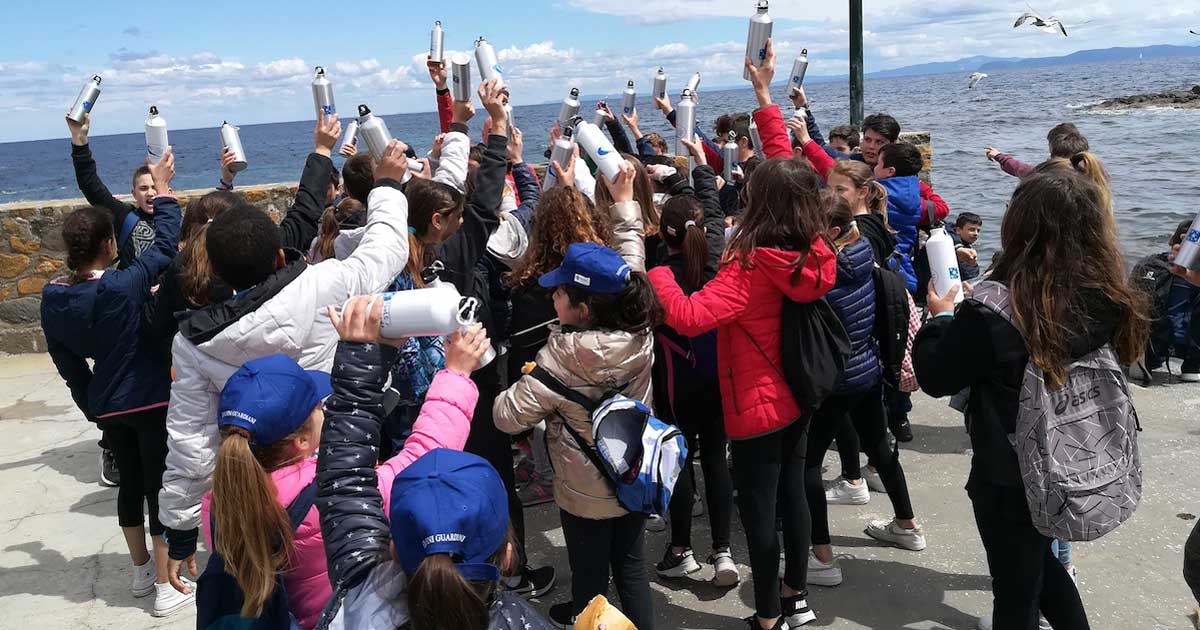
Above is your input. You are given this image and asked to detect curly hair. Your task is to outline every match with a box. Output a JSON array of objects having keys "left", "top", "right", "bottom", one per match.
[{"left": 505, "top": 186, "right": 609, "bottom": 290}]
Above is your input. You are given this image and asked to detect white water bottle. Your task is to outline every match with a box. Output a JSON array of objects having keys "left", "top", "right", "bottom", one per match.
[
  {"left": 621, "top": 80, "right": 636, "bottom": 116},
  {"left": 67, "top": 75, "right": 102, "bottom": 124},
  {"left": 144, "top": 106, "right": 168, "bottom": 164},
  {"left": 789, "top": 49, "right": 809, "bottom": 95},
  {"left": 474, "top": 36, "right": 504, "bottom": 87},
  {"left": 652, "top": 68, "right": 667, "bottom": 100},
  {"left": 926, "top": 227, "right": 964, "bottom": 304},
  {"left": 558, "top": 87, "right": 581, "bottom": 127},
  {"left": 572, "top": 119, "right": 623, "bottom": 183},
  {"left": 743, "top": 0, "right": 773, "bottom": 81},
  {"left": 544, "top": 125, "right": 575, "bottom": 191},
  {"left": 219, "top": 122, "right": 247, "bottom": 173},
  {"left": 1174, "top": 212, "right": 1200, "bottom": 271},
  {"left": 378, "top": 284, "right": 495, "bottom": 369}
]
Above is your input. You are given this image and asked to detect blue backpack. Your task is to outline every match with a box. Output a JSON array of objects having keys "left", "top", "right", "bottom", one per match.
[
  {"left": 196, "top": 481, "right": 317, "bottom": 630},
  {"left": 529, "top": 366, "right": 687, "bottom": 516}
]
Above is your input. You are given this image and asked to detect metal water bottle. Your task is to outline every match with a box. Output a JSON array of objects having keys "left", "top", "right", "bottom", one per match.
[
  {"left": 144, "top": 106, "right": 168, "bottom": 165},
  {"left": 743, "top": 0, "right": 773, "bottom": 81},
  {"left": 1174, "top": 212, "right": 1200, "bottom": 271},
  {"left": 674, "top": 89, "right": 697, "bottom": 157},
  {"left": 339, "top": 119, "right": 359, "bottom": 154},
  {"left": 685, "top": 72, "right": 701, "bottom": 96},
  {"left": 543, "top": 125, "right": 576, "bottom": 191},
  {"left": 450, "top": 53, "right": 473, "bottom": 101},
  {"left": 788, "top": 49, "right": 810, "bottom": 95},
  {"left": 558, "top": 88, "right": 581, "bottom": 127},
  {"left": 311, "top": 67, "right": 336, "bottom": 119},
  {"left": 926, "top": 227, "right": 964, "bottom": 304},
  {"left": 749, "top": 119, "right": 763, "bottom": 157},
  {"left": 474, "top": 36, "right": 504, "bottom": 87},
  {"left": 430, "top": 21, "right": 445, "bottom": 64},
  {"left": 621, "top": 80, "right": 636, "bottom": 116},
  {"left": 722, "top": 131, "right": 738, "bottom": 181},
  {"left": 592, "top": 106, "right": 607, "bottom": 128},
  {"left": 504, "top": 103, "right": 515, "bottom": 130},
  {"left": 652, "top": 68, "right": 667, "bottom": 100},
  {"left": 357, "top": 104, "right": 394, "bottom": 162},
  {"left": 67, "top": 75, "right": 102, "bottom": 124},
  {"left": 219, "top": 122, "right": 247, "bottom": 173},
  {"left": 377, "top": 284, "right": 495, "bottom": 369},
  {"left": 572, "top": 118, "right": 623, "bottom": 183}
]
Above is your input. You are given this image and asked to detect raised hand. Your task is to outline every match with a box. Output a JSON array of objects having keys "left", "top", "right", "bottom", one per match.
[
  {"left": 444, "top": 324, "right": 492, "bottom": 376},
  {"left": 747, "top": 38, "right": 777, "bottom": 108},
  {"left": 314, "top": 111, "right": 341, "bottom": 157},
  {"left": 479, "top": 79, "right": 508, "bottom": 137},
  {"left": 148, "top": 146, "right": 175, "bottom": 193},
  {"left": 220, "top": 148, "right": 239, "bottom": 184},
  {"left": 66, "top": 112, "right": 90, "bottom": 146},
  {"left": 427, "top": 56, "right": 448, "bottom": 90},
  {"left": 373, "top": 139, "right": 410, "bottom": 182}
]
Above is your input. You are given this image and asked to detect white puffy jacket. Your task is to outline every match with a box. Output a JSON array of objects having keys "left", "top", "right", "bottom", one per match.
[{"left": 158, "top": 184, "right": 409, "bottom": 533}]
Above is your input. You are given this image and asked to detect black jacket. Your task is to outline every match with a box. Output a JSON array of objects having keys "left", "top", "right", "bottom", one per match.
[
  {"left": 856, "top": 212, "right": 897, "bottom": 269},
  {"left": 604, "top": 117, "right": 635, "bottom": 156},
  {"left": 913, "top": 285, "right": 1122, "bottom": 488},
  {"left": 71, "top": 142, "right": 154, "bottom": 269}
]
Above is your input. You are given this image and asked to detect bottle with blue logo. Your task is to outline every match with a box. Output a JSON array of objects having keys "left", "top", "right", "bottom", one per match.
[
  {"left": 743, "top": 0, "right": 773, "bottom": 81},
  {"left": 571, "top": 117, "right": 624, "bottom": 183},
  {"left": 474, "top": 37, "right": 505, "bottom": 89},
  {"left": 621, "top": 80, "right": 637, "bottom": 116},
  {"left": 68, "top": 75, "right": 102, "bottom": 124},
  {"left": 311, "top": 67, "right": 336, "bottom": 119},
  {"left": 1174, "top": 213, "right": 1200, "bottom": 271},
  {"left": 926, "top": 226, "right": 964, "bottom": 304},
  {"left": 789, "top": 49, "right": 809, "bottom": 95}
]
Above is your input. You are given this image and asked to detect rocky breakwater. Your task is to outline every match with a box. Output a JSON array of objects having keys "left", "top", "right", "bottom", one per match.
[{"left": 1090, "top": 85, "right": 1200, "bottom": 110}]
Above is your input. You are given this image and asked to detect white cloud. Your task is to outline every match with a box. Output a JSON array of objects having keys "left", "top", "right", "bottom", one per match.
[
  {"left": 649, "top": 43, "right": 690, "bottom": 57},
  {"left": 254, "top": 57, "right": 308, "bottom": 79},
  {"left": 333, "top": 58, "right": 383, "bottom": 75}
]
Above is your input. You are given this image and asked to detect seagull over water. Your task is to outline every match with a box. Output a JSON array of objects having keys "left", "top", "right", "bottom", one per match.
[
  {"left": 1191, "top": 30, "right": 1200, "bottom": 36},
  {"left": 968, "top": 72, "right": 988, "bottom": 89},
  {"left": 1014, "top": 6, "right": 1086, "bottom": 37}
]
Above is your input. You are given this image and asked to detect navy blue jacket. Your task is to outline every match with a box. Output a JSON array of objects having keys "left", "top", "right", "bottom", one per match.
[
  {"left": 826, "top": 238, "right": 881, "bottom": 394},
  {"left": 879, "top": 176, "right": 923, "bottom": 292},
  {"left": 42, "top": 195, "right": 181, "bottom": 420}
]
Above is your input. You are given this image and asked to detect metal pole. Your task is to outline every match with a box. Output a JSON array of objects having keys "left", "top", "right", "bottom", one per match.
[{"left": 849, "top": 0, "right": 864, "bottom": 127}]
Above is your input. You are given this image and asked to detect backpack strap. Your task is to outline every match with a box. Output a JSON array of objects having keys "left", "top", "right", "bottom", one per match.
[
  {"left": 285, "top": 479, "right": 319, "bottom": 531},
  {"left": 117, "top": 210, "right": 139, "bottom": 249},
  {"left": 528, "top": 366, "right": 599, "bottom": 415}
]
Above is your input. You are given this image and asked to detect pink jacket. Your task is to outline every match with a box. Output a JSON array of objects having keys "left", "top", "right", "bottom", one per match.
[{"left": 201, "top": 369, "right": 479, "bottom": 630}]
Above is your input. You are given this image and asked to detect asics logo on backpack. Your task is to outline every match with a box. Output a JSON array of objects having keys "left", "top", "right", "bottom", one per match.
[{"left": 1052, "top": 385, "right": 1101, "bottom": 415}]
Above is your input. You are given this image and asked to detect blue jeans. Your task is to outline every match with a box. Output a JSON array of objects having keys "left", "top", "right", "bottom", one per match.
[{"left": 1051, "top": 539, "right": 1072, "bottom": 567}]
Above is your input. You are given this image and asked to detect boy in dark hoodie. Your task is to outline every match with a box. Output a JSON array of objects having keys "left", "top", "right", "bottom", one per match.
[{"left": 874, "top": 143, "right": 926, "bottom": 293}]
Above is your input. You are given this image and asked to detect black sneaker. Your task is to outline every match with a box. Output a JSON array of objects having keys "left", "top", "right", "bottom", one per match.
[
  {"left": 99, "top": 446, "right": 120, "bottom": 487},
  {"left": 549, "top": 602, "right": 576, "bottom": 628},
  {"left": 504, "top": 565, "right": 556, "bottom": 599},
  {"left": 890, "top": 417, "right": 914, "bottom": 443},
  {"left": 744, "top": 615, "right": 789, "bottom": 629},
  {"left": 1181, "top": 359, "right": 1200, "bottom": 383},
  {"left": 781, "top": 591, "right": 816, "bottom": 626},
  {"left": 655, "top": 546, "right": 701, "bottom": 578}
]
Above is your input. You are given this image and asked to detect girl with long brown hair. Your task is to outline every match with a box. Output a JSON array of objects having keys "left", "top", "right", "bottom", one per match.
[
  {"left": 914, "top": 168, "right": 1148, "bottom": 630},
  {"left": 827, "top": 160, "right": 894, "bottom": 266}
]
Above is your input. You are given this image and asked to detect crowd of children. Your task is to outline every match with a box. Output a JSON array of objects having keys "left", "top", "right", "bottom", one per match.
[{"left": 42, "top": 36, "right": 1185, "bottom": 630}]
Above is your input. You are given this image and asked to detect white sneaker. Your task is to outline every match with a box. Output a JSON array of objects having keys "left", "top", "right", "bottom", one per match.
[
  {"left": 807, "top": 553, "right": 843, "bottom": 587},
  {"left": 152, "top": 580, "right": 195, "bottom": 617},
  {"left": 1038, "top": 616, "right": 1053, "bottom": 630},
  {"left": 977, "top": 614, "right": 992, "bottom": 630},
  {"left": 862, "top": 466, "right": 886, "bottom": 493},
  {"left": 1181, "top": 371, "right": 1200, "bottom": 383},
  {"left": 825, "top": 479, "right": 870, "bottom": 505},
  {"left": 865, "top": 518, "right": 927, "bottom": 551},
  {"left": 130, "top": 558, "right": 156, "bottom": 597},
  {"left": 781, "top": 593, "right": 816, "bottom": 626},
  {"left": 710, "top": 549, "right": 740, "bottom": 587},
  {"left": 646, "top": 514, "right": 667, "bottom": 532},
  {"left": 655, "top": 547, "right": 702, "bottom": 578}
]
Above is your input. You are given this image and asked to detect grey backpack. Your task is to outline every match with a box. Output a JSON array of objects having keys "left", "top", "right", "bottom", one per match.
[{"left": 970, "top": 281, "right": 1142, "bottom": 541}]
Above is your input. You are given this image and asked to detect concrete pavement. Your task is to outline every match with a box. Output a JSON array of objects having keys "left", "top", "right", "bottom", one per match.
[{"left": 0, "top": 352, "right": 1196, "bottom": 629}]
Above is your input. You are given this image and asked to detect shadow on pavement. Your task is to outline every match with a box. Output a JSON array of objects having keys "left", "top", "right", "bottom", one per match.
[
  {"left": 902, "top": 423, "right": 972, "bottom": 456},
  {"left": 805, "top": 557, "right": 989, "bottom": 629},
  {"left": 0, "top": 437, "right": 101, "bottom": 485},
  {"left": 0, "top": 541, "right": 149, "bottom": 613}
]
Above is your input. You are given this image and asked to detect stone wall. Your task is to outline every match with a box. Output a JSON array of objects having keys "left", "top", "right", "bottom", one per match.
[{"left": 0, "top": 131, "right": 931, "bottom": 354}]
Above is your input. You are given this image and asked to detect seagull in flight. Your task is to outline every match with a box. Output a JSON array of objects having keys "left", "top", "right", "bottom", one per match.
[
  {"left": 1014, "top": 6, "right": 1085, "bottom": 37},
  {"left": 968, "top": 72, "right": 988, "bottom": 89},
  {"left": 1191, "top": 30, "right": 1200, "bottom": 35}
]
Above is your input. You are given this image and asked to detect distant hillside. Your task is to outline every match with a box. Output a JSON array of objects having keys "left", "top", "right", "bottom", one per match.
[
  {"left": 866, "top": 55, "right": 1019, "bottom": 79},
  {"left": 978, "top": 44, "right": 1200, "bottom": 71}
]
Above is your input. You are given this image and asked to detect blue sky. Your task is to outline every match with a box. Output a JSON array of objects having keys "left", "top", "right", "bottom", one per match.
[{"left": 0, "top": 0, "right": 1197, "bottom": 142}]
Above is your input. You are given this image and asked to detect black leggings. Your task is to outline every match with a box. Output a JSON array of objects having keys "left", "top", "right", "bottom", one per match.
[
  {"left": 667, "top": 387, "right": 734, "bottom": 552},
  {"left": 805, "top": 384, "right": 914, "bottom": 545},
  {"left": 102, "top": 407, "right": 169, "bottom": 536},
  {"left": 970, "top": 482, "right": 1090, "bottom": 630},
  {"left": 835, "top": 421, "right": 861, "bottom": 480},
  {"left": 561, "top": 510, "right": 654, "bottom": 630},
  {"left": 464, "top": 361, "right": 525, "bottom": 560},
  {"left": 730, "top": 418, "right": 810, "bottom": 619}
]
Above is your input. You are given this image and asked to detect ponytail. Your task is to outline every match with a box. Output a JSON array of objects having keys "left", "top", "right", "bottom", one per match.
[
  {"left": 866, "top": 181, "right": 889, "bottom": 222},
  {"left": 211, "top": 427, "right": 293, "bottom": 619},
  {"left": 180, "top": 224, "right": 215, "bottom": 307},
  {"left": 406, "top": 233, "right": 427, "bottom": 288},
  {"left": 660, "top": 195, "right": 708, "bottom": 293},
  {"left": 1069, "top": 152, "right": 1112, "bottom": 212},
  {"left": 312, "top": 206, "right": 341, "bottom": 262},
  {"left": 408, "top": 554, "right": 490, "bottom": 630},
  {"left": 822, "top": 189, "right": 862, "bottom": 251}
]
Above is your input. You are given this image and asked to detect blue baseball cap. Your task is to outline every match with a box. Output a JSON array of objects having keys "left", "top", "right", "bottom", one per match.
[
  {"left": 538, "top": 242, "right": 631, "bottom": 294},
  {"left": 389, "top": 449, "right": 509, "bottom": 582},
  {"left": 218, "top": 354, "right": 331, "bottom": 449}
]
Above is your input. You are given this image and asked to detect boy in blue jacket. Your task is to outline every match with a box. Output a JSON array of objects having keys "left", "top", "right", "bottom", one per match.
[{"left": 874, "top": 142, "right": 927, "bottom": 293}]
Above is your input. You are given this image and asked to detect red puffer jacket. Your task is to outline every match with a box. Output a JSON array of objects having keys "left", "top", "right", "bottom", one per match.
[{"left": 648, "top": 243, "right": 837, "bottom": 439}]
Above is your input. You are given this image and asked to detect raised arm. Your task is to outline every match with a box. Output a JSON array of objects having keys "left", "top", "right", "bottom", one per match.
[
  {"left": 429, "top": 58, "right": 453, "bottom": 134},
  {"left": 67, "top": 114, "right": 132, "bottom": 228},
  {"left": 112, "top": 149, "right": 182, "bottom": 300},
  {"left": 690, "top": 164, "right": 726, "bottom": 272},
  {"left": 278, "top": 113, "right": 339, "bottom": 252},
  {"left": 605, "top": 161, "right": 647, "bottom": 272}
]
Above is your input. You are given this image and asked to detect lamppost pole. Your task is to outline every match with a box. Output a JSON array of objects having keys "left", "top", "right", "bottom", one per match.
[{"left": 850, "top": 0, "right": 865, "bottom": 126}]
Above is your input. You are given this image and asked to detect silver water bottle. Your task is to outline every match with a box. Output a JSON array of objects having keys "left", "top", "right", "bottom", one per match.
[
  {"left": 357, "top": 104, "right": 394, "bottom": 162},
  {"left": 621, "top": 80, "right": 636, "bottom": 116},
  {"left": 685, "top": 72, "right": 701, "bottom": 97},
  {"left": 558, "top": 87, "right": 581, "bottom": 127},
  {"left": 67, "top": 75, "right": 102, "bottom": 124},
  {"left": 749, "top": 119, "right": 763, "bottom": 157},
  {"left": 652, "top": 68, "right": 667, "bottom": 100},
  {"left": 339, "top": 119, "right": 359, "bottom": 154},
  {"left": 789, "top": 49, "right": 809, "bottom": 95},
  {"left": 144, "top": 106, "right": 168, "bottom": 165},
  {"left": 430, "top": 21, "right": 445, "bottom": 65},
  {"left": 219, "top": 121, "right": 247, "bottom": 173},
  {"left": 543, "top": 125, "right": 576, "bottom": 191},
  {"left": 572, "top": 118, "right": 624, "bottom": 183},
  {"left": 1175, "top": 212, "right": 1200, "bottom": 271},
  {"left": 312, "top": 67, "right": 336, "bottom": 119},
  {"left": 450, "top": 53, "right": 473, "bottom": 101},
  {"left": 592, "top": 106, "right": 607, "bottom": 128},
  {"left": 722, "top": 131, "right": 738, "bottom": 182},
  {"left": 743, "top": 0, "right": 773, "bottom": 81},
  {"left": 474, "top": 36, "right": 504, "bottom": 87},
  {"left": 504, "top": 103, "right": 515, "bottom": 130},
  {"left": 675, "top": 90, "right": 697, "bottom": 176}
]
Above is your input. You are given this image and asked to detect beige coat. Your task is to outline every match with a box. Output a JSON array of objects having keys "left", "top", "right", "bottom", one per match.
[{"left": 494, "top": 327, "right": 654, "bottom": 518}]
